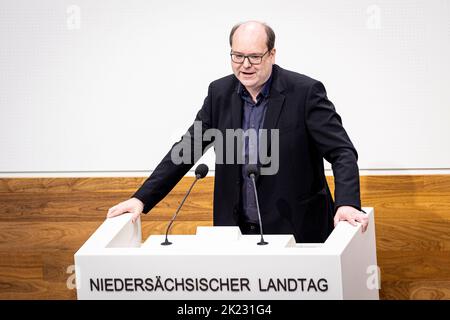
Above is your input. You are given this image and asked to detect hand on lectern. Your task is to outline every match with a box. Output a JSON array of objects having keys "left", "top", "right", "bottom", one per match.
[
  {"left": 334, "top": 206, "right": 369, "bottom": 233},
  {"left": 107, "top": 197, "right": 144, "bottom": 223}
]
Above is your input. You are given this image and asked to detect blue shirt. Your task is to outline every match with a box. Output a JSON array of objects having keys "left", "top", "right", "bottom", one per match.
[{"left": 238, "top": 73, "right": 273, "bottom": 223}]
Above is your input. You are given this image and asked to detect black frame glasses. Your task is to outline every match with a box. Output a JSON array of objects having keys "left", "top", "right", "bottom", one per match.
[{"left": 230, "top": 50, "right": 270, "bottom": 65}]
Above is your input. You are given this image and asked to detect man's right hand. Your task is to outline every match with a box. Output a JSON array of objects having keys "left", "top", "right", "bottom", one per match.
[{"left": 107, "top": 197, "right": 144, "bottom": 223}]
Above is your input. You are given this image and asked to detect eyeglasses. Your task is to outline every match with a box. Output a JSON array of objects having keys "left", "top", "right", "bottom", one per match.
[{"left": 230, "top": 50, "right": 270, "bottom": 65}]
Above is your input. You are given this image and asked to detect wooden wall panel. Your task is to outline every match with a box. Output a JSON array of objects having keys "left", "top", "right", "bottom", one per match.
[{"left": 0, "top": 175, "right": 449, "bottom": 299}]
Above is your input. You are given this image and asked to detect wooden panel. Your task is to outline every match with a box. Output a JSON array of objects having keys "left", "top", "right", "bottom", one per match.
[
  {"left": 380, "top": 280, "right": 450, "bottom": 300},
  {"left": 0, "top": 192, "right": 213, "bottom": 222},
  {"left": 0, "top": 222, "right": 101, "bottom": 251},
  {"left": 0, "top": 175, "right": 449, "bottom": 300},
  {"left": 0, "top": 177, "right": 212, "bottom": 193},
  {"left": 0, "top": 252, "right": 46, "bottom": 299},
  {"left": 328, "top": 176, "right": 450, "bottom": 219},
  {"left": 0, "top": 221, "right": 210, "bottom": 299},
  {"left": 0, "top": 176, "right": 214, "bottom": 222},
  {"left": 0, "top": 178, "right": 147, "bottom": 193},
  {"left": 375, "top": 218, "right": 450, "bottom": 251},
  {"left": 377, "top": 251, "right": 450, "bottom": 281}
]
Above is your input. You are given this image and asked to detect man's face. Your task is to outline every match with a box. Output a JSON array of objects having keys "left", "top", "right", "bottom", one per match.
[{"left": 231, "top": 25, "right": 275, "bottom": 92}]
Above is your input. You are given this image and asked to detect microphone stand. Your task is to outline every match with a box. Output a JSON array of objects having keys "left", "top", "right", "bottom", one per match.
[
  {"left": 161, "top": 176, "right": 199, "bottom": 246},
  {"left": 249, "top": 173, "right": 268, "bottom": 246}
]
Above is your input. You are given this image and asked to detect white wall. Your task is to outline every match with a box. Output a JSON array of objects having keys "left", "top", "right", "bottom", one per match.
[{"left": 1, "top": 0, "right": 449, "bottom": 176}]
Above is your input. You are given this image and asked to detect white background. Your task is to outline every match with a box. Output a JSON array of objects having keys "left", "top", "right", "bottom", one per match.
[{"left": 1, "top": 0, "right": 449, "bottom": 175}]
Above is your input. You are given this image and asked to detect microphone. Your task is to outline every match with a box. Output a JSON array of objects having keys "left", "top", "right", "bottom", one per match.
[
  {"left": 245, "top": 164, "right": 268, "bottom": 245},
  {"left": 161, "top": 164, "right": 209, "bottom": 246}
]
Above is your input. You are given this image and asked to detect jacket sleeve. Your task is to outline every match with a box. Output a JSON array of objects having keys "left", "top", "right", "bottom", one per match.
[
  {"left": 132, "top": 84, "right": 214, "bottom": 213},
  {"left": 304, "top": 81, "right": 361, "bottom": 211}
]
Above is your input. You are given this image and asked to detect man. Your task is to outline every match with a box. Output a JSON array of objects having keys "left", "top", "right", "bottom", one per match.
[{"left": 107, "top": 21, "right": 368, "bottom": 243}]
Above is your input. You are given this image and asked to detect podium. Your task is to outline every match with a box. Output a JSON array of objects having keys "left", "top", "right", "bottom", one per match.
[{"left": 74, "top": 207, "right": 379, "bottom": 300}]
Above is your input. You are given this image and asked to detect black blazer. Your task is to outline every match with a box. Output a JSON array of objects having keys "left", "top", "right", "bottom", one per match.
[{"left": 133, "top": 64, "right": 361, "bottom": 243}]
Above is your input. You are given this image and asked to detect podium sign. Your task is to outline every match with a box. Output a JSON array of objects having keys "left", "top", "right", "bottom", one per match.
[{"left": 74, "top": 208, "right": 379, "bottom": 300}]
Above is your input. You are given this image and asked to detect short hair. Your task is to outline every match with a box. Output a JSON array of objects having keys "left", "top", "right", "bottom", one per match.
[{"left": 229, "top": 21, "right": 276, "bottom": 51}]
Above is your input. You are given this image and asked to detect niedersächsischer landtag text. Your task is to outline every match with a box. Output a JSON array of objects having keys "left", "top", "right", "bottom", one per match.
[{"left": 89, "top": 276, "right": 329, "bottom": 293}]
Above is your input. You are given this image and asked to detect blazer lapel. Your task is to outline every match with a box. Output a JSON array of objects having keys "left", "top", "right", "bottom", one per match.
[
  {"left": 263, "top": 64, "right": 286, "bottom": 132},
  {"left": 261, "top": 65, "right": 286, "bottom": 168},
  {"left": 262, "top": 89, "right": 285, "bottom": 156},
  {"left": 262, "top": 91, "right": 285, "bottom": 131},
  {"left": 230, "top": 90, "right": 242, "bottom": 130},
  {"left": 228, "top": 86, "right": 244, "bottom": 207}
]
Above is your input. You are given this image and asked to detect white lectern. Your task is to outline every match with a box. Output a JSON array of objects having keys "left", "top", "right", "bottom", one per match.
[{"left": 74, "top": 207, "right": 379, "bottom": 300}]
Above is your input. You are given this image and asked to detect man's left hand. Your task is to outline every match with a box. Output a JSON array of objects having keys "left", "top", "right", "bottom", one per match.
[{"left": 334, "top": 206, "right": 369, "bottom": 233}]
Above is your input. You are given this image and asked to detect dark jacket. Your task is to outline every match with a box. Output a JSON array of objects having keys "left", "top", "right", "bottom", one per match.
[{"left": 133, "top": 64, "right": 361, "bottom": 243}]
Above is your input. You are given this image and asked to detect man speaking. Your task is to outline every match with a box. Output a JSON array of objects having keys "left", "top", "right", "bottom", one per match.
[{"left": 107, "top": 21, "right": 368, "bottom": 243}]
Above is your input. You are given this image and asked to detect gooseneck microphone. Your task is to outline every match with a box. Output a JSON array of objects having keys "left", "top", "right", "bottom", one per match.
[
  {"left": 245, "top": 164, "right": 268, "bottom": 246},
  {"left": 161, "top": 164, "right": 209, "bottom": 246}
]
